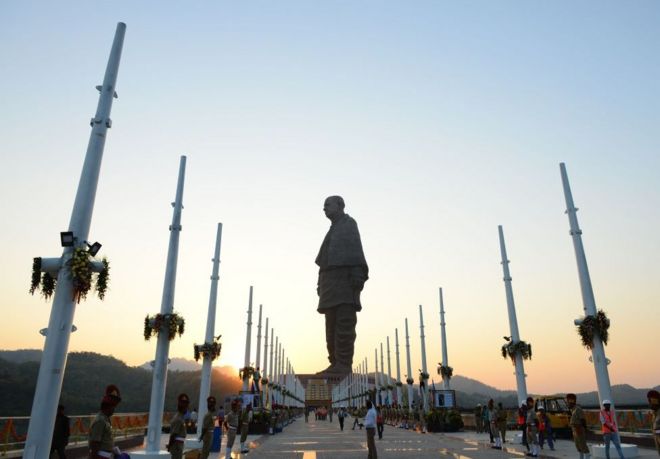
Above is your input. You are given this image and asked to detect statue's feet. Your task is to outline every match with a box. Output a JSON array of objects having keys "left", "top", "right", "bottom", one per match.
[
  {"left": 316, "top": 364, "right": 336, "bottom": 375},
  {"left": 316, "top": 364, "right": 351, "bottom": 376}
]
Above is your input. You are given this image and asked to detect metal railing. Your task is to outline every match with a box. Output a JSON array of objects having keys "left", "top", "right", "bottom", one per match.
[{"left": 0, "top": 412, "right": 174, "bottom": 457}]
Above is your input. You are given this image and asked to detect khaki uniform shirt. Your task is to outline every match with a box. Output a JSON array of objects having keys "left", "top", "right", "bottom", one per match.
[
  {"left": 570, "top": 405, "right": 586, "bottom": 429},
  {"left": 170, "top": 412, "right": 187, "bottom": 441},
  {"left": 225, "top": 411, "right": 239, "bottom": 429},
  {"left": 89, "top": 412, "right": 114, "bottom": 454},
  {"left": 202, "top": 411, "right": 214, "bottom": 436}
]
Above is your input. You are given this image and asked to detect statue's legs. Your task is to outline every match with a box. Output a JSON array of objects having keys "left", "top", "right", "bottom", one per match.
[
  {"left": 324, "top": 309, "right": 337, "bottom": 366},
  {"left": 334, "top": 304, "right": 357, "bottom": 372}
]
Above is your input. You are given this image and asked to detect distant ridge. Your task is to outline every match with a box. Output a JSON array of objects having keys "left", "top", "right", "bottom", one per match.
[
  {"left": 1, "top": 350, "right": 656, "bottom": 413},
  {"left": 138, "top": 357, "right": 202, "bottom": 372}
]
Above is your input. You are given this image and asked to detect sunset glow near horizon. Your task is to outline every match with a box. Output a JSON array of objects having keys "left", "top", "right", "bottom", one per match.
[{"left": 1, "top": 1, "right": 659, "bottom": 396}]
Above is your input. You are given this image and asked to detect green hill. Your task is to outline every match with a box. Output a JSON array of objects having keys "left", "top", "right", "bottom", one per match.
[{"left": 0, "top": 351, "right": 241, "bottom": 416}]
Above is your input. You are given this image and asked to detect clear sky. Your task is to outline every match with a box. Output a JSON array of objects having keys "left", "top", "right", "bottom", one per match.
[{"left": 1, "top": 1, "right": 658, "bottom": 395}]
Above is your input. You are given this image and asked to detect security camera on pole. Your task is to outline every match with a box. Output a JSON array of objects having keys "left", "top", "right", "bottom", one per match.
[{"left": 23, "top": 23, "right": 126, "bottom": 459}]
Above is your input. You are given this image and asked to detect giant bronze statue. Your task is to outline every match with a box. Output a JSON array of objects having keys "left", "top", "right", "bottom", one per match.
[{"left": 316, "top": 196, "right": 368, "bottom": 375}]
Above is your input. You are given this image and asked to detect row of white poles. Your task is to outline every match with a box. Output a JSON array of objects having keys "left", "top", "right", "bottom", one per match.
[
  {"left": 333, "top": 164, "right": 616, "bottom": 418},
  {"left": 240, "top": 292, "right": 305, "bottom": 408}
]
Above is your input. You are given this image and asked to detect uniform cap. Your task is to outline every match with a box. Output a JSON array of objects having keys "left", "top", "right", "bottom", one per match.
[
  {"left": 101, "top": 384, "right": 121, "bottom": 406},
  {"left": 207, "top": 396, "right": 216, "bottom": 404},
  {"left": 178, "top": 393, "right": 190, "bottom": 404},
  {"left": 538, "top": 406, "right": 545, "bottom": 410},
  {"left": 566, "top": 393, "right": 577, "bottom": 400},
  {"left": 602, "top": 399, "right": 611, "bottom": 406},
  {"left": 648, "top": 390, "right": 660, "bottom": 402}
]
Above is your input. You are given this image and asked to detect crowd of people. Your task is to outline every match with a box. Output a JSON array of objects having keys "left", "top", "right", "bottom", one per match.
[
  {"left": 473, "top": 390, "right": 660, "bottom": 458},
  {"left": 44, "top": 385, "right": 659, "bottom": 458}
]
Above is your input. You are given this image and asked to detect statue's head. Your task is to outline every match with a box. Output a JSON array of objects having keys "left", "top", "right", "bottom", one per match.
[{"left": 323, "top": 195, "right": 345, "bottom": 221}]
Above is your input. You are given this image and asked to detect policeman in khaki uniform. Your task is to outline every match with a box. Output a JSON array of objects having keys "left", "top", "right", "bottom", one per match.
[
  {"left": 567, "top": 393, "right": 591, "bottom": 459},
  {"left": 199, "top": 396, "right": 216, "bottom": 459},
  {"left": 648, "top": 389, "right": 660, "bottom": 454},
  {"left": 167, "top": 393, "right": 190, "bottom": 459},
  {"left": 239, "top": 403, "right": 253, "bottom": 453},
  {"left": 89, "top": 385, "right": 122, "bottom": 458},
  {"left": 224, "top": 399, "right": 240, "bottom": 459}
]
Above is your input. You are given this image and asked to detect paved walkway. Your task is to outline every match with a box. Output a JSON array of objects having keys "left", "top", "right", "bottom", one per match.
[{"left": 226, "top": 418, "right": 657, "bottom": 459}]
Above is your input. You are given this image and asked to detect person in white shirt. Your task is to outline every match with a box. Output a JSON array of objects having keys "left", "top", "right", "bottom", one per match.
[{"left": 364, "top": 401, "right": 378, "bottom": 459}]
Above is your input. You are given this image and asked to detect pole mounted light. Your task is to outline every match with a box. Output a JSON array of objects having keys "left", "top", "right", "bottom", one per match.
[{"left": 60, "top": 231, "right": 75, "bottom": 247}]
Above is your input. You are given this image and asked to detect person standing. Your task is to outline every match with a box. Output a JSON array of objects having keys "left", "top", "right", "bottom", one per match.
[
  {"left": 51, "top": 404, "right": 70, "bottom": 458},
  {"left": 518, "top": 401, "right": 529, "bottom": 452},
  {"left": 88, "top": 385, "right": 122, "bottom": 459},
  {"left": 567, "top": 393, "right": 591, "bottom": 459},
  {"left": 488, "top": 399, "right": 502, "bottom": 449},
  {"left": 199, "top": 396, "right": 217, "bottom": 459},
  {"left": 525, "top": 397, "right": 540, "bottom": 458},
  {"left": 329, "top": 407, "right": 333, "bottom": 423},
  {"left": 224, "top": 399, "right": 240, "bottom": 459},
  {"left": 376, "top": 406, "right": 384, "bottom": 439},
  {"left": 338, "top": 407, "right": 346, "bottom": 431},
  {"left": 599, "top": 400, "right": 625, "bottom": 459},
  {"left": 483, "top": 400, "right": 493, "bottom": 443},
  {"left": 168, "top": 393, "right": 190, "bottom": 459},
  {"left": 537, "top": 406, "right": 555, "bottom": 451},
  {"left": 648, "top": 390, "right": 660, "bottom": 455},
  {"left": 364, "top": 401, "right": 378, "bottom": 459},
  {"left": 496, "top": 402, "right": 507, "bottom": 444},
  {"left": 239, "top": 403, "right": 253, "bottom": 453},
  {"left": 474, "top": 404, "right": 483, "bottom": 433}
]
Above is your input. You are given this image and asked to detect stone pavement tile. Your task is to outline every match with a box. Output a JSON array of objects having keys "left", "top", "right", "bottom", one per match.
[{"left": 241, "top": 419, "right": 659, "bottom": 458}]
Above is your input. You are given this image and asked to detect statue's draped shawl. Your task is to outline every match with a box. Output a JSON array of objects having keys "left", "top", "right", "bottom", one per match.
[
  {"left": 315, "top": 214, "right": 368, "bottom": 271},
  {"left": 316, "top": 214, "right": 368, "bottom": 312}
]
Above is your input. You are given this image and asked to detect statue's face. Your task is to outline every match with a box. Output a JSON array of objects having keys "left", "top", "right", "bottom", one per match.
[{"left": 323, "top": 197, "right": 342, "bottom": 220}]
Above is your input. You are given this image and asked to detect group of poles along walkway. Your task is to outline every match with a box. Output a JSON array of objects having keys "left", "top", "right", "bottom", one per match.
[
  {"left": 332, "top": 165, "right": 617, "bottom": 416},
  {"left": 22, "top": 21, "right": 620, "bottom": 458},
  {"left": 24, "top": 23, "right": 306, "bottom": 458}
]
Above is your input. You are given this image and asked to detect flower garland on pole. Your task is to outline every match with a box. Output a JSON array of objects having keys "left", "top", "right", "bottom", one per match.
[
  {"left": 29, "top": 251, "right": 110, "bottom": 302},
  {"left": 144, "top": 313, "right": 185, "bottom": 341},
  {"left": 577, "top": 310, "right": 610, "bottom": 349},
  {"left": 193, "top": 336, "right": 222, "bottom": 362},
  {"left": 437, "top": 363, "right": 454, "bottom": 380},
  {"left": 238, "top": 365, "right": 255, "bottom": 380},
  {"left": 501, "top": 340, "right": 532, "bottom": 364},
  {"left": 418, "top": 370, "right": 430, "bottom": 389}
]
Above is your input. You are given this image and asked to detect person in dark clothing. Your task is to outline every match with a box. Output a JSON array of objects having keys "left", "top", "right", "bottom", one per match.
[
  {"left": 51, "top": 404, "right": 70, "bottom": 458},
  {"left": 376, "top": 406, "right": 384, "bottom": 439}
]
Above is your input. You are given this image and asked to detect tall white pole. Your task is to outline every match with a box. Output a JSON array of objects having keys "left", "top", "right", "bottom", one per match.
[
  {"left": 386, "top": 336, "right": 393, "bottom": 406},
  {"left": 242, "top": 287, "right": 254, "bottom": 392},
  {"left": 24, "top": 23, "right": 126, "bottom": 459},
  {"left": 404, "top": 318, "right": 413, "bottom": 410},
  {"left": 364, "top": 357, "right": 368, "bottom": 406},
  {"left": 144, "top": 155, "right": 187, "bottom": 453},
  {"left": 439, "top": 288, "right": 450, "bottom": 390},
  {"left": 374, "top": 348, "right": 379, "bottom": 405},
  {"left": 560, "top": 163, "right": 614, "bottom": 408},
  {"left": 196, "top": 223, "right": 223, "bottom": 437},
  {"left": 395, "top": 328, "right": 402, "bottom": 406},
  {"left": 268, "top": 329, "right": 274, "bottom": 409},
  {"left": 273, "top": 336, "right": 279, "bottom": 404},
  {"left": 255, "top": 305, "right": 263, "bottom": 376},
  {"left": 379, "top": 342, "right": 385, "bottom": 403},
  {"left": 498, "top": 225, "right": 528, "bottom": 404},
  {"left": 262, "top": 318, "right": 269, "bottom": 408},
  {"left": 419, "top": 305, "right": 429, "bottom": 413}
]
